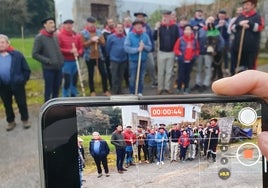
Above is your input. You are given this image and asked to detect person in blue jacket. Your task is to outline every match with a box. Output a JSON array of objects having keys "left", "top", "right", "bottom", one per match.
[
  {"left": 124, "top": 19, "right": 152, "bottom": 96},
  {"left": 105, "top": 23, "right": 128, "bottom": 94},
  {"left": 0, "top": 34, "right": 31, "bottom": 131},
  {"left": 155, "top": 127, "right": 168, "bottom": 165},
  {"left": 89, "top": 132, "right": 110, "bottom": 178}
]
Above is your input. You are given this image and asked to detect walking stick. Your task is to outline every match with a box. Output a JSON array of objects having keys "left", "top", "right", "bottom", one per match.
[
  {"left": 159, "top": 138, "right": 164, "bottom": 168},
  {"left": 94, "top": 43, "right": 101, "bottom": 83},
  {"left": 135, "top": 51, "right": 142, "bottom": 95},
  {"left": 72, "top": 43, "right": 86, "bottom": 97},
  {"left": 131, "top": 139, "right": 137, "bottom": 164},
  {"left": 236, "top": 26, "right": 246, "bottom": 74},
  {"left": 206, "top": 131, "right": 212, "bottom": 161}
]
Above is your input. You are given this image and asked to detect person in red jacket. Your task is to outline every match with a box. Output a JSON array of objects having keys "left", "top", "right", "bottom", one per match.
[
  {"left": 58, "top": 19, "right": 83, "bottom": 97},
  {"left": 173, "top": 24, "right": 199, "bottom": 94},
  {"left": 124, "top": 126, "right": 137, "bottom": 167},
  {"left": 178, "top": 130, "right": 190, "bottom": 161}
]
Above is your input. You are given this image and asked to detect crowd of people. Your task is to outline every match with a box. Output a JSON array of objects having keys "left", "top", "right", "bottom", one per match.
[
  {"left": 84, "top": 118, "right": 219, "bottom": 183},
  {"left": 0, "top": 0, "right": 264, "bottom": 131},
  {"left": 31, "top": 0, "right": 266, "bottom": 99}
]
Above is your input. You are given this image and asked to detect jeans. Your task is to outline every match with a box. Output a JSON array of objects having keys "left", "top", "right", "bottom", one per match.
[
  {"left": 157, "top": 143, "right": 166, "bottom": 162},
  {"left": 148, "top": 146, "right": 157, "bottom": 163},
  {"left": 43, "top": 69, "right": 62, "bottom": 102},
  {"left": 125, "top": 145, "right": 134, "bottom": 164},
  {"left": 116, "top": 148, "right": 126, "bottom": 170},
  {"left": 62, "top": 61, "right": 78, "bottom": 97},
  {"left": 177, "top": 58, "right": 194, "bottom": 90}
]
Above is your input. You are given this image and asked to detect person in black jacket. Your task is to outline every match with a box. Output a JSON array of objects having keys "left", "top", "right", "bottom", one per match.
[
  {"left": 0, "top": 34, "right": 31, "bottom": 131},
  {"left": 32, "top": 17, "right": 64, "bottom": 102},
  {"left": 89, "top": 132, "right": 110, "bottom": 177},
  {"left": 230, "top": 0, "right": 263, "bottom": 73},
  {"left": 153, "top": 10, "right": 180, "bottom": 95}
]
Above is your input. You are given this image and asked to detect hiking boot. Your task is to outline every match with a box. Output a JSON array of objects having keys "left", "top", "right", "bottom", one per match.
[
  {"left": 22, "top": 120, "right": 31, "bottom": 129},
  {"left": 6, "top": 122, "right": 16, "bottom": 131}
]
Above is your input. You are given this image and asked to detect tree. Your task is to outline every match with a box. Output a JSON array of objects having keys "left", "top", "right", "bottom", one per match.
[
  {"left": 0, "top": 0, "right": 30, "bottom": 36},
  {"left": 0, "top": 0, "right": 55, "bottom": 36},
  {"left": 26, "top": 0, "right": 55, "bottom": 34}
]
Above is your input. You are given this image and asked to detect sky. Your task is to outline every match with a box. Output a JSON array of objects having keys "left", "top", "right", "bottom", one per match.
[{"left": 54, "top": 0, "right": 215, "bottom": 23}]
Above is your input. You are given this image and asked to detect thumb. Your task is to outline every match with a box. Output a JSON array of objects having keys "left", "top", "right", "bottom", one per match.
[{"left": 258, "top": 132, "right": 268, "bottom": 159}]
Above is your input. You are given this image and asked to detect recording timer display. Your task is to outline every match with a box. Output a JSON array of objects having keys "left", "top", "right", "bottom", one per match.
[{"left": 150, "top": 106, "right": 185, "bottom": 117}]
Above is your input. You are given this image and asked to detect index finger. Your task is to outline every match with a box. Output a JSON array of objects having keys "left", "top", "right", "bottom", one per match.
[{"left": 212, "top": 70, "right": 268, "bottom": 100}]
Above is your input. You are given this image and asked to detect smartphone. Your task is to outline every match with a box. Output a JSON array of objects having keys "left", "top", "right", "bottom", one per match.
[{"left": 39, "top": 94, "right": 268, "bottom": 188}]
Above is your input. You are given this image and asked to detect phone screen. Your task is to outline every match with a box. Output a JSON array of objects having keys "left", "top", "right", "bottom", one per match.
[{"left": 39, "top": 96, "right": 268, "bottom": 188}]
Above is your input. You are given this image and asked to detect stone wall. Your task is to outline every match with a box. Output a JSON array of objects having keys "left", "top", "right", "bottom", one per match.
[{"left": 73, "top": 0, "right": 117, "bottom": 31}]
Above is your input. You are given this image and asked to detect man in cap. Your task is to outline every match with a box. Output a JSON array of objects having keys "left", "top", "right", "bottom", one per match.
[
  {"left": 205, "top": 118, "right": 219, "bottom": 162},
  {"left": 230, "top": 0, "right": 264, "bottom": 72},
  {"left": 123, "top": 125, "right": 136, "bottom": 167},
  {"left": 155, "top": 126, "right": 168, "bottom": 165},
  {"left": 215, "top": 10, "right": 231, "bottom": 76},
  {"left": 134, "top": 12, "right": 158, "bottom": 88},
  {"left": 189, "top": 9, "right": 205, "bottom": 36},
  {"left": 32, "top": 17, "right": 64, "bottom": 102},
  {"left": 153, "top": 10, "right": 180, "bottom": 95},
  {"left": 58, "top": 19, "right": 83, "bottom": 97},
  {"left": 102, "top": 18, "right": 116, "bottom": 90},
  {"left": 124, "top": 19, "right": 152, "bottom": 96},
  {"left": 81, "top": 16, "right": 110, "bottom": 96}
]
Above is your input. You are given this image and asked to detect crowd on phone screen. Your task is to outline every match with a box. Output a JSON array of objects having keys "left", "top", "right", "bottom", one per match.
[{"left": 77, "top": 117, "right": 219, "bottom": 187}]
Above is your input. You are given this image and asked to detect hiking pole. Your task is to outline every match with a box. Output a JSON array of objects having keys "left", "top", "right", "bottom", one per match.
[
  {"left": 72, "top": 43, "right": 86, "bottom": 97},
  {"left": 135, "top": 50, "right": 142, "bottom": 95},
  {"left": 236, "top": 26, "right": 246, "bottom": 74}
]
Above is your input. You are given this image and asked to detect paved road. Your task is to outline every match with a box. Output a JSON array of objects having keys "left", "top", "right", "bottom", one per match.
[{"left": 0, "top": 65, "right": 267, "bottom": 188}]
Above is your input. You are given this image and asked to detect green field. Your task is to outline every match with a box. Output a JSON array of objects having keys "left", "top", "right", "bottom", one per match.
[{"left": 10, "top": 38, "right": 42, "bottom": 72}]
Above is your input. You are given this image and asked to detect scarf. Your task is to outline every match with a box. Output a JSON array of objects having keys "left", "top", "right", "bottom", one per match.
[
  {"left": 105, "top": 25, "right": 115, "bottom": 33},
  {"left": 40, "top": 29, "right": 54, "bottom": 37},
  {"left": 85, "top": 25, "right": 96, "bottom": 33},
  {"left": 132, "top": 28, "right": 143, "bottom": 35},
  {"left": 115, "top": 31, "right": 125, "bottom": 38},
  {"left": 161, "top": 19, "right": 176, "bottom": 27},
  {"left": 242, "top": 9, "right": 256, "bottom": 18}
]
